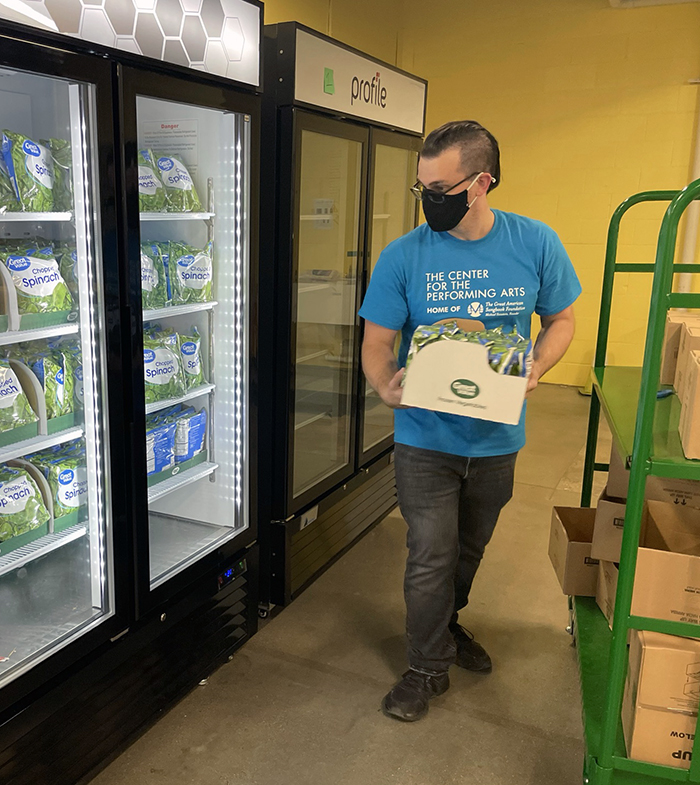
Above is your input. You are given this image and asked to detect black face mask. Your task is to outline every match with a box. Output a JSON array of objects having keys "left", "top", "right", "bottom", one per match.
[{"left": 420, "top": 172, "right": 485, "bottom": 233}]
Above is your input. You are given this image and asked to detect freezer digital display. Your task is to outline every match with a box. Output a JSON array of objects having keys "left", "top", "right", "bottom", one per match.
[
  {"left": 0, "top": 66, "right": 114, "bottom": 687},
  {"left": 135, "top": 96, "right": 250, "bottom": 590}
]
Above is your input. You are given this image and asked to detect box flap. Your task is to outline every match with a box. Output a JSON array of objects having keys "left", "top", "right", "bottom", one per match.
[{"left": 553, "top": 506, "right": 595, "bottom": 543}]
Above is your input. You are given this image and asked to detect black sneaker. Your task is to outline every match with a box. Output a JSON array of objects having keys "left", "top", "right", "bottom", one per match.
[
  {"left": 450, "top": 623, "right": 492, "bottom": 673},
  {"left": 381, "top": 669, "right": 450, "bottom": 722}
]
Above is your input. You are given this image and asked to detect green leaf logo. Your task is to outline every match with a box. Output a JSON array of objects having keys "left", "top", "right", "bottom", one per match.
[
  {"left": 451, "top": 379, "right": 480, "bottom": 399},
  {"left": 324, "top": 67, "right": 335, "bottom": 95}
]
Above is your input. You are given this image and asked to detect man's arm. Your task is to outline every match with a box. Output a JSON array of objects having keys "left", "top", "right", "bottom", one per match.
[
  {"left": 362, "top": 321, "right": 404, "bottom": 409},
  {"left": 528, "top": 305, "right": 576, "bottom": 393}
]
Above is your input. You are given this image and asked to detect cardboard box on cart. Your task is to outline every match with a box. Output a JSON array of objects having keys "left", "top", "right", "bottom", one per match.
[
  {"left": 622, "top": 629, "right": 700, "bottom": 770},
  {"left": 681, "top": 350, "right": 700, "bottom": 460},
  {"left": 548, "top": 506, "right": 599, "bottom": 597},
  {"left": 675, "top": 323, "right": 700, "bottom": 399},
  {"left": 592, "top": 488, "right": 626, "bottom": 562},
  {"left": 631, "top": 501, "right": 700, "bottom": 625},
  {"left": 661, "top": 311, "right": 700, "bottom": 386},
  {"left": 606, "top": 441, "right": 700, "bottom": 509},
  {"left": 595, "top": 560, "right": 619, "bottom": 629}
]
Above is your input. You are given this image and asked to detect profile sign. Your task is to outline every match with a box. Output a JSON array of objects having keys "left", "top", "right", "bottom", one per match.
[{"left": 294, "top": 28, "right": 426, "bottom": 134}]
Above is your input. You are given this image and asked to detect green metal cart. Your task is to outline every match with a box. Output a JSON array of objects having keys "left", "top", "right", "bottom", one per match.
[{"left": 579, "top": 179, "right": 700, "bottom": 785}]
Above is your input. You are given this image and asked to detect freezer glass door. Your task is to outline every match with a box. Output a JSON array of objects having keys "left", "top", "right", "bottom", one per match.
[
  {"left": 362, "top": 143, "right": 418, "bottom": 454},
  {"left": 293, "top": 129, "right": 363, "bottom": 499},
  {"left": 136, "top": 97, "right": 249, "bottom": 590},
  {"left": 0, "top": 69, "right": 113, "bottom": 685}
]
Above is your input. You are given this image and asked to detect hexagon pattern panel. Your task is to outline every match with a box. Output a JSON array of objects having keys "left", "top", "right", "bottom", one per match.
[{"left": 0, "top": 0, "right": 260, "bottom": 86}]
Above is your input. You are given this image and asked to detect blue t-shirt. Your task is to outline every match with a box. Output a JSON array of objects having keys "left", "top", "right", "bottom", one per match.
[{"left": 358, "top": 210, "right": 582, "bottom": 457}]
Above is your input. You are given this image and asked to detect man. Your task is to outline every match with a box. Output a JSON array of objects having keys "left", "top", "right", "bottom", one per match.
[{"left": 359, "top": 120, "right": 580, "bottom": 722}]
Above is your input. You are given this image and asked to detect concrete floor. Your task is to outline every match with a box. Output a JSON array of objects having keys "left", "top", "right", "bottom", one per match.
[{"left": 93, "top": 384, "right": 610, "bottom": 785}]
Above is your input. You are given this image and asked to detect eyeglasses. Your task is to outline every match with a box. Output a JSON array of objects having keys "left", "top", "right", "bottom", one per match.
[{"left": 410, "top": 172, "right": 494, "bottom": 202}]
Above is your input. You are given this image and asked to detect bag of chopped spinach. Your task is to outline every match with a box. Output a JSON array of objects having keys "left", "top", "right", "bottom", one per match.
[
  {"left": 138, "top": 149, "right": 166, "bottom": 213},
  {"left": 0, "top": 358, "right": 37, "bottom": 432},
  {"left": 155, "top": 153, "right": 202, "bottom": 212},
  {"left": 42, "top": 137, "right": 72, "bottom": 212},
  {"left": 140, "top": 242, "right": 168, "bottom": 310},
  {"left": 0, "top": 465, "right": 49, "bottom": 542},
  {"left": 56, "top": 245, "right": 79, "bottom": 310},
  {"left": 178, "top": 327, "right": 204, "bottom": 389},
  {"left": 169, "top": 241, "right": 213, "bottom": 304},
  {"left": 0, "top": 247, "right": 73, "bottom": 314},
  {"left": 156, "top": 241, "right": 173, "bottom": 302},
  {"left": 27, "top": 347, "right": 73, "bottom": 419},
  {"left": 41, "top": 453, "right": 87, "bottom": 517},
  {"left": 143, "top": 328, "right": 186, "bottom": 403},
  {"left": 1, "top": 131, "right": 54, "bottom": 212},
  {"left": 0, "top": 156, "right": 19, "bottom": 213}
]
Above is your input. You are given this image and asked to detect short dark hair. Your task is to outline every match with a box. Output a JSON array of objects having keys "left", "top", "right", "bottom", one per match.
[{"left": 421, "top": 121, "right": 500, "bottom": 191}]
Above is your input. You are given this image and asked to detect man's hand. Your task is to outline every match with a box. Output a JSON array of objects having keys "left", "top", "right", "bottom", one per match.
[
  {"left": 380, "top": 367, "right": 406, "bottom": 409},
  {"left": 526, "top": 363, "right": 541, "bottom": 395}
]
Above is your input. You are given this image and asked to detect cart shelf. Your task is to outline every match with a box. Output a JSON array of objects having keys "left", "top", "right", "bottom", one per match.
[
  {"left": 579, "top": 184, "right": 700, "bottom": 785},
  {"left": 143, "top": 301, "right": 217, "bottom": 321},
  {"left": 573, "top": 598, "right": 624, "bottom": 761},
  {"left": 0, "top": 523, "right": 87, "bottom": 578},
  {"left": 591, "top": 366, "right": 700, "bottom": 480},
  {"left": 145, "top": 382, "right": 215, "bottom": 415}
]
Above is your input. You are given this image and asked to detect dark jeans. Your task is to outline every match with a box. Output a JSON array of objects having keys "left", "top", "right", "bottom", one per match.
[{"left": 394, "top": 443, "right": 518, "bottom": 674}]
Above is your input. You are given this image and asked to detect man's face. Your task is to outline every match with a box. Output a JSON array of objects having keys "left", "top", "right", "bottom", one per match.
[{"left": 417, "top": 147, "right": 471, "bottom": 195}]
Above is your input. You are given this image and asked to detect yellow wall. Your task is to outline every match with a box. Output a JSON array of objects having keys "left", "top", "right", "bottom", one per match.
[
  {"left": 262, "top": 0, "right": 700, "bottom": 387},
  {"left": 398, "top": 0, "right": 700, "bottom": 387},
  {"left": 263, "top": 0, "right": 403, "bottom": 64}
]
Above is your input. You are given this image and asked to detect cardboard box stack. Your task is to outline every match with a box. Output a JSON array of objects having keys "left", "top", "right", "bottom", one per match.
[
  {"left": 681, "top": 350, "right": 700, "bottom": 460},
  {"left": 663, "top": 311, "right": 700, "bottom": 386},
  {"left": 674, "top": 323, "right": 700, "bottom": 402},
  {"left": 623, "top": 630, "right": 700, "bottom": 770}
]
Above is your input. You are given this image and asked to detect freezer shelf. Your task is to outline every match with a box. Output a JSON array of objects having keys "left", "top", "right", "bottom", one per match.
[
  {"left": 0, "top": 212, "right": 72, "bottom": 222},
  {"left": 0, "top": 524, "right": 87, "bottom": 579},
  {"left": 143, "top": 301, "right": 217, "bottom": 321},
  {"left": 0, "top": 323, "right": 79, "bottom": 346},
  {"left": 149, "top": 514, "right": 233, "bottom": 589},
  {"left": 140, "top": 212, "right": 215, "bottom": 221},
  {"left": 147, "top": 461, "right": 218, "bottom": 502},
  {"left": 0, "top": 426, "right": 83, "bottom": 464},
  {"left": 145, "top": 383, "right": 215, "bottom": 415}
]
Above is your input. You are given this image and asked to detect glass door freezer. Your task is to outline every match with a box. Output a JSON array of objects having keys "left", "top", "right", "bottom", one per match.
[
  {"left": 357, "top": 129, "right": 421, "bottom": 468},
  {"left": 120, "top": 67, "right": 257, "bottom": 615},
  {"left": 0, "top": 37, "right": 128, "bottom": 707}
]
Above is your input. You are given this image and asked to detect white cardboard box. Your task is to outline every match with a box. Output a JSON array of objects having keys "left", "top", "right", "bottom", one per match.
[{"left": 400, "top": 340, "right": 528, "bottom": 426}]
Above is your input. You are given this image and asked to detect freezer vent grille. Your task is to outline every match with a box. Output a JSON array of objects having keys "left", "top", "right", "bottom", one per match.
[{"left": 0, "top": 570, "right": 252, "bottom": 785}]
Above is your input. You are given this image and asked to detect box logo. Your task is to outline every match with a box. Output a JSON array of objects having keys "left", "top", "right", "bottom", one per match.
[{"left": 451, "top": 379, "right": 479, "bottom": 399}]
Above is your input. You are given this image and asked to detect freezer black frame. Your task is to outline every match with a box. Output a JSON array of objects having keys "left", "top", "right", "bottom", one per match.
[
  {"left": 0, "top": 31, "right": 131, "bottom": 718},
  {"left": 271, "top": 108, "right": 370, "bottom": 518},
  {"left": 356, "top": 127, "right": 422, "bottom": 468},
  {"left": 118, "top": 64, "right": 260, "bottom": 620}
]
